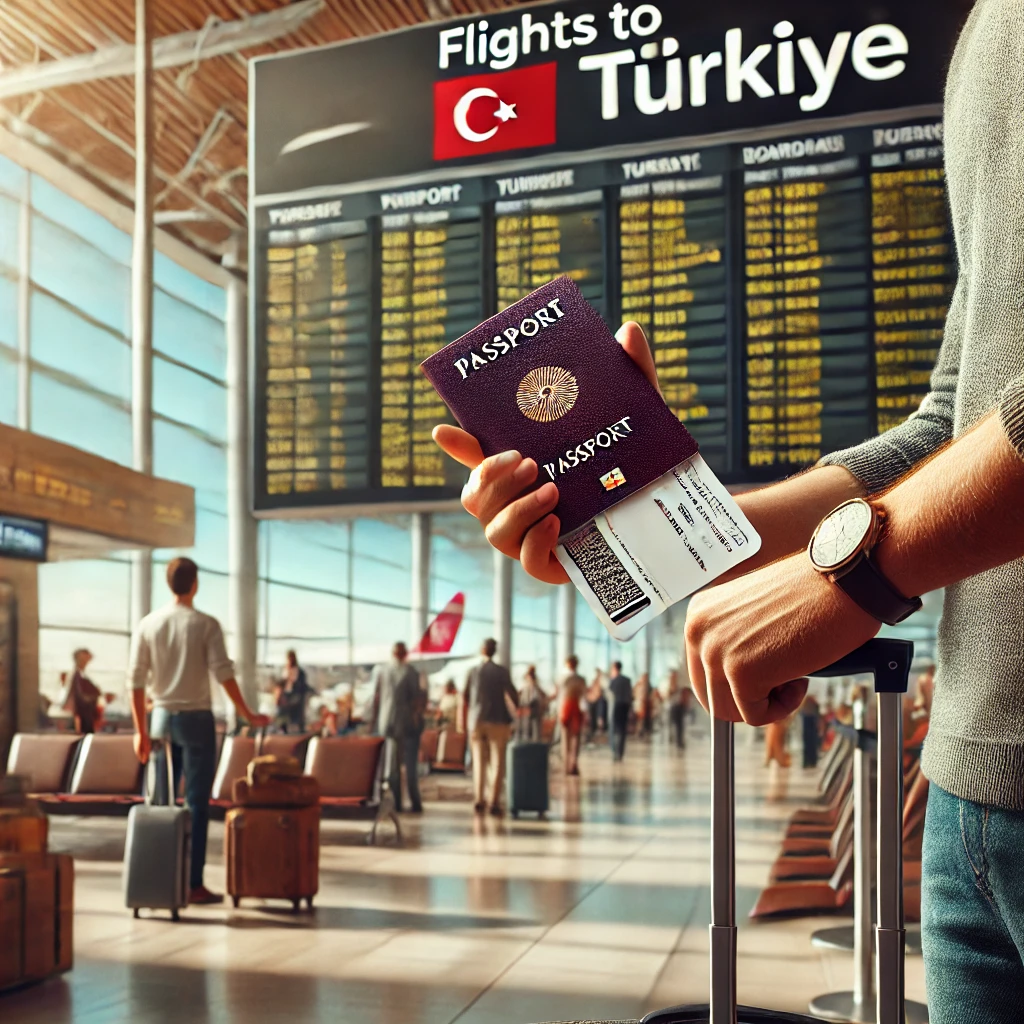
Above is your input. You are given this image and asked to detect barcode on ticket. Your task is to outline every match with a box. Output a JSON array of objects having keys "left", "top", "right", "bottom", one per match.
[{"left": 561, "top": 522, "right": 651, "bottom": 625}]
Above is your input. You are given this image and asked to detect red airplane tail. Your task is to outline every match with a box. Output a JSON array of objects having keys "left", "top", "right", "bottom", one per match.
[{"left": 411, "top": 592, "right": 465, "bottom": 655}]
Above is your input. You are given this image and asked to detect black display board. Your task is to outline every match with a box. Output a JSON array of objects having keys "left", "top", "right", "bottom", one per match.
[{"left": 250, "top": 0, "right": 966, "bottom": 513}]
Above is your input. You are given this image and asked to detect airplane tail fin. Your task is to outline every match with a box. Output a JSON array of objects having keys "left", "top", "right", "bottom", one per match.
[{"left": 411, "top": 592, "right": 465, "bottom": 655}]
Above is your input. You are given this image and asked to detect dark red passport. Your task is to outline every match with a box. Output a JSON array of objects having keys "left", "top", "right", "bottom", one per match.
[{"left": 420, "top": 276, "right": 698, "bottom": 536}]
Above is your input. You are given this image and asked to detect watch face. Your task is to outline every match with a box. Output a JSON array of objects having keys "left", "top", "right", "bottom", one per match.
[{"left": 810, "top": 500, "right": 874, "bottom": 571}]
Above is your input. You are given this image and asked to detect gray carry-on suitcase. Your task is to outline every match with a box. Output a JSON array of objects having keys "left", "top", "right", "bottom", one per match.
[
  {"left": 508, "top": 738, "right": 550, "bottom": 819},
  {"left": 540, "top": 638, "right": 915, "bottom": 1024},
  {"left": 123, "top": 739, "right": 191, "bottom": 920}
]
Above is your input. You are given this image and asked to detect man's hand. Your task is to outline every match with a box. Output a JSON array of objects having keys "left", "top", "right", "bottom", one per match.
[
  {"left": 248, "top": 713, "right": 271, "bottom": 729},
  {"left": 133, "top": 731, "right": 151, "bottom": 765},
  {"left": 432, "top": 322, "right": 660, "bottom": 584},
  {"left": 684, "top": 551, "right": 880, "bottom": 725}
]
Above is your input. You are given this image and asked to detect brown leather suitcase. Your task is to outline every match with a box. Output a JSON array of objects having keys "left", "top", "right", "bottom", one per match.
[
  {"left": 0, "top": 854, "right": 57, "bottom": 984},
  {"left": 247, "top": 754, "right": 302, "bottom": 787},
  {"left": 231, "top": 775, "right": 320, "bottom": 808},
  {"left": 0, "top": 871, "right": 22, "bottom": 988},
  {"left": 0, "top": 802, "right": 48, "bottom": 855},
  {"left": 225, "top": 805, "right": 319, "bottom": 911}
]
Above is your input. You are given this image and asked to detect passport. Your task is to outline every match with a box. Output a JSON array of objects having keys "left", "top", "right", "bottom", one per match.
[{"left": 420, "top": 276, "right": 699, "bottom": 536}]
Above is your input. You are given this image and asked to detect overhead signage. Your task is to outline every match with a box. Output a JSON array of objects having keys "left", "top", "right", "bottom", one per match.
[
  {"left": 0, "top": 515, "right": 47, "bottom": 562},
  {"left": 252, "top": 0, "right": 964, "bottom": 199}
]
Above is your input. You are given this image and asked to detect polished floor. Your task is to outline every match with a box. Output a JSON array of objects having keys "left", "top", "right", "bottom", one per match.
[{"left": 3, "top": 726, "right": 926, "bottom": 1023}]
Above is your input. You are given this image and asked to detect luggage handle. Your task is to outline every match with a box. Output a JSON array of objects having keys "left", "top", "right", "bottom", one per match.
[
  {"left": 710, "top": 638, "right": 912, "bottom": 1024},
  {"left": 145, "top": 739, "right": 176, "bottom": 809}
]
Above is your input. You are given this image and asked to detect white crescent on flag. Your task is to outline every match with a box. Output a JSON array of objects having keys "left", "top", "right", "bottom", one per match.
[{"left": 453, "top": 87, "right": 499, "bottom": 143}]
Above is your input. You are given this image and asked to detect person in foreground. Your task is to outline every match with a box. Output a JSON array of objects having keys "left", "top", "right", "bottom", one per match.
[
  {"left": 433, "top": 7, "right": 1024, "bottom": 1016},
  {"left": 128, "top": 557, "right": 269, "bottom": 906}
]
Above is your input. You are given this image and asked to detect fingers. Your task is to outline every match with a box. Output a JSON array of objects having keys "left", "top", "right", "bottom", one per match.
[
  {"left": 433, "top": 424, "right": 484, "bottom": 469},
  {"left": 464, "top": 453, "right": 548, "bottom": 527},
  {"left": 615, "top": 321, "right": 662, "bottom": 397},
  {"left": 484, "top": 482, "right": 560, "bottom": 558},
  {"left": 519, "top": 513, "right": 569, "bottom": 584},
  {"left": 736, "top": 678, "right": 809, "bottom": 727}
]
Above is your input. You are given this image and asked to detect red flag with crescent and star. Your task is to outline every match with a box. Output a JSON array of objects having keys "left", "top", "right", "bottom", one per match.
[{"left": 433, "top": 63, "right": 557, "bottom": 161}]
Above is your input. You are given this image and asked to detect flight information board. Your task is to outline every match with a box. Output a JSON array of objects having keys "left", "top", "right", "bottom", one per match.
[
  {"left": 262, "top": 220, "right": 372, "bottom": 498},
  {"left": 495, "top": 191, "right": 606, "bottom": 315},
  {"left": 252, "top": 118, "right": 954, "bottom": 510},
  {"left": 379, "top": 207, "right": 483, "bottom": 489}
]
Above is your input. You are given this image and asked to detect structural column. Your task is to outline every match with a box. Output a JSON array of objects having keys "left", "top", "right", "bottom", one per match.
[
  {"left": 130, "top": 0, "right": 154, "bottom": 627},
  {"left": 16, "top": 175, "right": 30, "bottom": 431},
  {"left": 493, "top": 549, "right": 512, "bottom": 668},
  {"left": 225, "top": 237, "right": 258, "bottom": 711},
  {"left": 410, "top": 512, "right": 431, "bottom": 646},
  {"left": 557, "top": 584, "right": 576, "bottom": 672}
]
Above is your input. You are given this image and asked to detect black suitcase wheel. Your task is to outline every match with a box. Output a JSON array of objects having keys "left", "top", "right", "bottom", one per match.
[
  {"left": 292, "top": 898, "right": 301, "bottom": 912},
  {"left": 306, "top": 897, "right": 315, "bottom": 911},
  {"left": 232, "top": 896, "right": 240, "bottom": 908},
  {"left": 132, "top": 908, "right": 140, "bottom": 919},
  {"left": 171, "top": 909, "right": 180, "bottom": 922},
  {"left": 511, "top": 809, "right": 519, "bottom": 819}
]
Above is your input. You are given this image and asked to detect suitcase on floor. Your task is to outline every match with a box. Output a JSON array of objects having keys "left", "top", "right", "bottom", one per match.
[
  {"left": 539, "top": 639, "right": 914, "bottom": 1024},
  {"left": 123, "top": 741, "right": 191, "bottom": 920},
  {"left": 507, "top": 740, "right": 549, "bottom": 818},
  {"left": 225, "top": 804, "right": 319, "bottom": 911}
]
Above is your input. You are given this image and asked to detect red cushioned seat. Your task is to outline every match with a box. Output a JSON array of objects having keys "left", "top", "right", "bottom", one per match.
[{"left": 304, "top": 736, "right": 383, "bottom": 807}]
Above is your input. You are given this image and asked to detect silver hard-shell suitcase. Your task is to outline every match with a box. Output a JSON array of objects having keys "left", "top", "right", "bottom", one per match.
[
  {"left": 540, "top": 638, "right": 914, "bottom": 1024},
  {"left": 123, "top": 739, "right": 191, "bottom": 920}
]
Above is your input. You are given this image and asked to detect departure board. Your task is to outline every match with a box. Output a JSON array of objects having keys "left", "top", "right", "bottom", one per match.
[
  {"left": 262, "top": 220, "right": 372, "bottom": 497},
  {"left": 742, "top": 147, "right": 873, "bottom": 470},
  {"left": 619, "top": 172, "right": 729, "bottom": 473},
  {"left": 253, "top": 117, "right": 955, "bottom": 510},
  {"left": 495, "top": 191, "right": 605, "bottom": 316},
  {"left": 379, "top": 208, "right": 483, "bottom": 488},
  {"left": 869, "top": 136, "right": 954, "bottom": 432}
]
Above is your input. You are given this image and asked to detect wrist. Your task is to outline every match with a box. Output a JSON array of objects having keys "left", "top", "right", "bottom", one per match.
[{"left": 869, "top": 497, "right": 925, "bottom": 599}]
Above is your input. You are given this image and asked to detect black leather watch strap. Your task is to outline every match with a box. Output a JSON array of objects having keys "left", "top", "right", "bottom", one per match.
[{"left": 832, "top": 556, "right": 923, "bottom": 626}]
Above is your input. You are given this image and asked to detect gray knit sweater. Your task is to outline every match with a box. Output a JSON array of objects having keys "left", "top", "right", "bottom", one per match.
[{"left": 819, "top": 0, "right": 1024, "bottom": 810}]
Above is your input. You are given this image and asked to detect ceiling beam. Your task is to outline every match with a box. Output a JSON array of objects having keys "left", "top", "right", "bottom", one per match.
[{"left": 0, "top": 0, "right": 324, "bottom": 101}]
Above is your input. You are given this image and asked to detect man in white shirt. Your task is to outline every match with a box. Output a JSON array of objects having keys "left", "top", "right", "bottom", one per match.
[{"left": 128, "top": 557, "right": 268, "bottom": 905}]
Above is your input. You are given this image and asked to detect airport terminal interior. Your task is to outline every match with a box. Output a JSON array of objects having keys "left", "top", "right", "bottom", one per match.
[{"left": 0, "top": 1, "right": 978, "bottom": 1022}]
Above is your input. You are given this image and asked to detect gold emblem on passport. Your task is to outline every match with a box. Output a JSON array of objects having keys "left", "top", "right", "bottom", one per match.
[
  {"left": 600, "top": 467, "right": 627, "bottom": 491},
  {"left": 516, "top": 366, "right": 579, "bottom": 423}
]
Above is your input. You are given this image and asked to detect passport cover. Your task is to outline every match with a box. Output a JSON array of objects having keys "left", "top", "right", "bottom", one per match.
[{"left": 420, "top": 276, "right": 699, "bottom": 536}]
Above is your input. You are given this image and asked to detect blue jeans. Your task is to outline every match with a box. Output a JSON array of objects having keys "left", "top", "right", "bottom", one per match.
[
  {"left": 150, "top": 709, "right": 217, "bottom": 891},
  {"left": 922, "top": 781, "right": 1024, "bottom": 1023}
]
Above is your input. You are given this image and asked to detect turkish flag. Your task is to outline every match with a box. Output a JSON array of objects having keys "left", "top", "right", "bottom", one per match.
[{"left": 433, "top": 63, "right": 557, "bottom": 161}]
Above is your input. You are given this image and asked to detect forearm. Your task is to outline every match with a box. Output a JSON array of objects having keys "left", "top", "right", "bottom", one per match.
[
  {"left": 726, "top": 465, "right": 865, "bottom": 578},
  {"left": 130, "top": 689, "right": 148, "bottom": 738},
  {"left": 220, "top": 678, "right": 258, "bottom": 722},
  {"left": 874, "top": 412, "right": 1024, "bottom": 596}
]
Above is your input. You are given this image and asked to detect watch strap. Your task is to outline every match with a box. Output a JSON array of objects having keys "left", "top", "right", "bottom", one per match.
[{"left": 832, "top": 556, "right": 923, "bottom": 626}]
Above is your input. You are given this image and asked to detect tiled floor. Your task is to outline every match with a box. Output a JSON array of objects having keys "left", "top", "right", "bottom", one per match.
[{"left": 1, "top": 727, "right": 927, "bottom": 1023}]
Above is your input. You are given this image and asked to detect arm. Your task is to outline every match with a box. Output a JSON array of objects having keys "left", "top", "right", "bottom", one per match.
[
  {"left": 206, "top": 620, "right": 268, "bottom": 727},
  {"left": 685, "top": 392, "right": 1024, "bottom": 726},
  {"left": 128, "top": 628, "right": 152, "bottom": 763}
]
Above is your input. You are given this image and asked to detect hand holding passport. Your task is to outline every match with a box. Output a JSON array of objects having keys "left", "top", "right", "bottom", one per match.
[{"left": 422, "top": 277, "right": 761, "bottom": 640}]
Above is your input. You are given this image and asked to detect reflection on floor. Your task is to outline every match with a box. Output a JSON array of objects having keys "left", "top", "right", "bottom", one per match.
[{"left": 1, "top": 727, "right": 926, "bottom": 1023}]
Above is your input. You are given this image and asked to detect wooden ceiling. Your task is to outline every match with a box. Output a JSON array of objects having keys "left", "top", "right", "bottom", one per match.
[{"left": 0, "top": 0, "right": 528, "bottom": 264}]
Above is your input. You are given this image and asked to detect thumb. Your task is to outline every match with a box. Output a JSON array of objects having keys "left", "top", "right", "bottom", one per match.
[{"left": 615, "top": 321, "right": 662, "bottom": 397}]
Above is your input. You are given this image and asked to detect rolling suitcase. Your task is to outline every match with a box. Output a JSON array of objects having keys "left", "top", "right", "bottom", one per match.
[
  {"left": 123, "top": 740, "right": 191, "bottom": 920},
  {"left": 507, "top": 721, "right": 550, "bottom": 819},
  {"left": 541, "top": 638, "right": 914, "bottom": 1024},
  {"left": 225, "top": 804, "right": 319, "bottom": 911}
]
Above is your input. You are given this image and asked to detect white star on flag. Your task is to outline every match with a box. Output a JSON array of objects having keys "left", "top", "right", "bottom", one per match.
[{"left": 494, "top": 99, "right": 517, "bottom": 123}]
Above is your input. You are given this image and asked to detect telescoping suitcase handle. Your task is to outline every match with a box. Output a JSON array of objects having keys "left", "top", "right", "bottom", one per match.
[{"left": 709, "top": 638, "right": 912, "bottom": 1024}]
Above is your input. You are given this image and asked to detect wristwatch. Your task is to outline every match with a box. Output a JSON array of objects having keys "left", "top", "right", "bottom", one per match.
[{"left": 807, "top": 498, "right": 922, "bottom": 626}]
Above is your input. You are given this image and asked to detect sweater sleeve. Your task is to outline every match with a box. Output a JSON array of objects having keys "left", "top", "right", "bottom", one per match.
[
  {"left": 817, "top": 280, "right": 964, "bottom": 492},
  {"left": 999, "top": 376, "right": 1024, "bottom": 459}
]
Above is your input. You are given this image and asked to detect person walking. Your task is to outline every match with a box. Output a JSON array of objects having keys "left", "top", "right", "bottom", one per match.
[
  {"left": 274, "top": 650, "right": 312, "bottom": 734},
  {"left": 608, "top": 661, "right": 633, "bottom": 762},
  {"left": 799, "top": 694, "right": 821, "bottom": 769},
  {"left": 558, "top": 656, "right": 587, "bottom": 776},
  {"left": 128, "top": 557, "right": 269, "bottom": 906},
  {"left": 372, "top": 642, "right": 423, "bottom": 815},
  {"left": 464, "top": 638, "right": 518, "bottom": 815},
  {"left": 585, "top": 669, "right": 607, "bottom": 742},
  {"left": 667, "top": 671, "right": 689, "bottom": 750},
  {"left": 519, "top": 665, "right": 547, "bottom": 741},
  {"left": 68, "top": 648, "right": 101, "bottom": 735}
]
